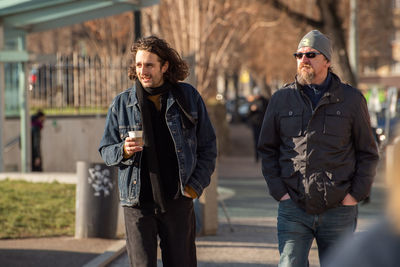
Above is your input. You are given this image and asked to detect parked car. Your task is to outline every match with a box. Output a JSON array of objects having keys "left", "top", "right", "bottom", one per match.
[
  {"left": 225, "top": 96, "right": 250, "bottom": 123},
  {"left": 374, "top": 99, "right": 400, "bottom": 149}
]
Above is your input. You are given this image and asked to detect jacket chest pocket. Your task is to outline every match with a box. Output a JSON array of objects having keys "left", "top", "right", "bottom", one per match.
[
  {"left": 323, "top": 109, "right": 350, "bottom": 137},
  {"left": 279, "top": 109, "right": 303, "bottom": 137},
  {"left": 118, "top": 107, "right": 142, "bottom": 140}
]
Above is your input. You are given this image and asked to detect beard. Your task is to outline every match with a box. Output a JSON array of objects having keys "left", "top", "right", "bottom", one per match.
[{"left": 297, "top": 64, "right": 315, "bottom": 85}]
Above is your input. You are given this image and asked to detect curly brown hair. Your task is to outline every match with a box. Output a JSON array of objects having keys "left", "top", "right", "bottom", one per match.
[{"left": 128, "top": 36, "right": 189, "bottom": 84}]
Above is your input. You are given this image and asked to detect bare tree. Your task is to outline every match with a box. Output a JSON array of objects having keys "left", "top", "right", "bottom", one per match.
[
  {"left": 79, "top": 12, "right": 134, "bottom": 57},
  {"left": 142, "top": 0, "right": 283, "bottom": 99},
  {"left": 27, "top": 0, "right": 393, "bottom": 97},
  {"left": 236, "top": 7, "right": 299, "bottom": 95},
  {"left": 264, "top": 0, "right": 393, "bottom": 86},
  {"left": 28, "top": 12, "right": 134, "bottom": 58},
  {"left": 358, "top": 0, "right": 393, "bottom": 75}
]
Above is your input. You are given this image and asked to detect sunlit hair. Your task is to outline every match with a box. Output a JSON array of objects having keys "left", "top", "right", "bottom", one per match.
[{"left": 128, "top": 36, "right": 189, "bottom": 84}]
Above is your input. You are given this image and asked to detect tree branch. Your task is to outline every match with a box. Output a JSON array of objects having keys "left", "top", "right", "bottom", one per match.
[{"left": 268, "top": 0, "right": 323, "bottom": 28}]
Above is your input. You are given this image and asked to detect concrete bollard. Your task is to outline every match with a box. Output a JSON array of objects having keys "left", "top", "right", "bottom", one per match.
[
  {"left": 386, "top": 138, "right": 400, "bottom": 185},
  {"left": 198, "top": 165, "right": 219, "bottom": 235},
  {"left": 75, "top": 161, "right": 119, "bottom": 239}
]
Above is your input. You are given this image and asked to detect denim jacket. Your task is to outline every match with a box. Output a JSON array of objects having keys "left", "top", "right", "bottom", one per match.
[{"left": 99, "top": 82, "right": 217, "bottom": 207}]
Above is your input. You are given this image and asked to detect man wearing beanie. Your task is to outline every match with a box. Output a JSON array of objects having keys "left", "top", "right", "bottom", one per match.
[{"left": 258, "top": 30, "right": 379, "bottom": 267}]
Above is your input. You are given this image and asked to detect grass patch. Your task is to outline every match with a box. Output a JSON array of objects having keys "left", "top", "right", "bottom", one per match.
[
  {"left": 0, "top": 179, "right": 75, "bottom": 239},
  {"left": 39, "top": 107, "right": 108, "bottom": 116}
]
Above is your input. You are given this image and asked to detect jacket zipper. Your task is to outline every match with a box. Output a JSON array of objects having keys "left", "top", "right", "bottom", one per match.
[{"left": 301, "top": 90, "right": 330, "bottom": 122}]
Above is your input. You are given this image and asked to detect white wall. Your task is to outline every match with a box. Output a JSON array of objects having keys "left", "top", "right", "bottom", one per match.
[{"left": 4, "top": 115, "right": 106, "bottom": 172}]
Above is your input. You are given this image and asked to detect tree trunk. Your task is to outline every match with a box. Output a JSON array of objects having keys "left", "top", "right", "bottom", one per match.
[{"left": 317, "top": 0, "right": 356, "bottom": 86}]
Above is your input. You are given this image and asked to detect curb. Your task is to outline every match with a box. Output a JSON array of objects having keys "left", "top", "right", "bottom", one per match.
[
  {"left": 0, "top": 172, "right": 76, "bottom": 183},
  {"left": 83, "top": 240, "right": 126, "bottom": 267}
]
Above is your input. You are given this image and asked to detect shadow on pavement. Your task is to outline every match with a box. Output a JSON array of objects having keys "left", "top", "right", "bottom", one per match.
[
  {"left": 197, "top": 223, "right": 278, "bottom": 245},
  {"left": 198, "top": 263, "right": 273, "bottom": 267},
  {"left": 0, "top": 249, "right": 99, "bottom": 267}
]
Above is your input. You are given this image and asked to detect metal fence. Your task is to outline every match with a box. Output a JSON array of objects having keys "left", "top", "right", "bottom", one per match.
[
  {"left": 28, "top": 54, "right": 132, "bottom": 112},
  {"left": 4, "top": 62, "right": 21, "bottom": 116}
]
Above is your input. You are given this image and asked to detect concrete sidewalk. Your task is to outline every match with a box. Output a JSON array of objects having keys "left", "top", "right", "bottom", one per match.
[
  {"left": 108, "top": 155, "right": 387, "bottom": 267},
  {"left": 0, "top": 124, "right": 387, "bottom": 267},
  {"left": 108, "top": 156, "right": 308, "bottom": 267}
]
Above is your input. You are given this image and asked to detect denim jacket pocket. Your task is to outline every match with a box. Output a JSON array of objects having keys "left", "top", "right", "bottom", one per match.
[
  {"left": 118, "top": 164, "right": 140, "bottom": 204},
  {"left": 118, "top": 166, "right": 130, "bottom": 200}
]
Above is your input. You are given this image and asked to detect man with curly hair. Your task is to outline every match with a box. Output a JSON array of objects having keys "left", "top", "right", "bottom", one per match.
[{"left": 99, "top": 36, "right": 217, "bottom": 267}]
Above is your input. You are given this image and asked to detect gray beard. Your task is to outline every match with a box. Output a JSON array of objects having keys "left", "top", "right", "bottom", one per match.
[{"left": 297, "top": 68, "right": 315, "bottom": 85}]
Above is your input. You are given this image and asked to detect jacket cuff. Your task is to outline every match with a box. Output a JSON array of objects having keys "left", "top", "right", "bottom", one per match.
[
  {"left": 184, "top": 185, "right": 198, "bottom": 199},
  {"left": 186, "top": 179, "right": 203, "bottom": 198},
  {"left": 120, "top": 143, "right": 135, "bottom": 165},
  {"left": 271, "top": 188, "right": 289, "bottom": 202},
  {"left": 349, "top": 190, "right": 366, "bottom": 202}
]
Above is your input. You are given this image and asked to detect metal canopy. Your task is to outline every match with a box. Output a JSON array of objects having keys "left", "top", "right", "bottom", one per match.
[
  {"left": 0, "top": 0, "right": 159, "bottom": 172},
  {"left": 0, "top": 0, "right": 158, "bottom": 38}
]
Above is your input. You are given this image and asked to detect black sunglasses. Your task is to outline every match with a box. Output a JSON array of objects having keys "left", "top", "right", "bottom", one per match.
[{"left": 293, "top": 52, "right": 322, "bottom": 59}]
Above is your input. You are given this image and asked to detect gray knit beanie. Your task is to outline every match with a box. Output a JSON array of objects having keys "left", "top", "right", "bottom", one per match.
[{"left": 297, "top": 30, "right": 332, "bottom": 61}]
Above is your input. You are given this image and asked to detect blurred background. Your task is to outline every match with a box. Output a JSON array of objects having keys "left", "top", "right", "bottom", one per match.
[{"left": 0, "top": 0, "right": 399, "bottom": 173}]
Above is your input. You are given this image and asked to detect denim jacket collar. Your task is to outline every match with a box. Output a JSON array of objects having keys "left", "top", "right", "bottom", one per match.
[{"left": 129, "top": 82, "right": 196, "bottom": 129}]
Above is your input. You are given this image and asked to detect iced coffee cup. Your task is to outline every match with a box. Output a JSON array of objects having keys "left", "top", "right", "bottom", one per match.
[{"left": 128, "top": 130, "right": 144, "bottom": 147}]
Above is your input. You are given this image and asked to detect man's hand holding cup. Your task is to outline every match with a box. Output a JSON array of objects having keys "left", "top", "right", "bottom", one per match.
[{"left": 124, "top": 130, "right": 143, "bottom": 158}]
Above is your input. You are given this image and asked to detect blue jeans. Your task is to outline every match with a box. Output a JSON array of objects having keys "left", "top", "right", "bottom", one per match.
[{"left": 277, "top": 199, "right": 358, "bottom": 267}]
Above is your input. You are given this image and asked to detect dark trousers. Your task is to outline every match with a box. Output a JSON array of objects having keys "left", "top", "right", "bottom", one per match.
[
  {"left": 123, "top": 196, "right": 197, "bottom": 267},
  {"left": 251, "top": 125, "right": 262, "bottom": 162}
]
